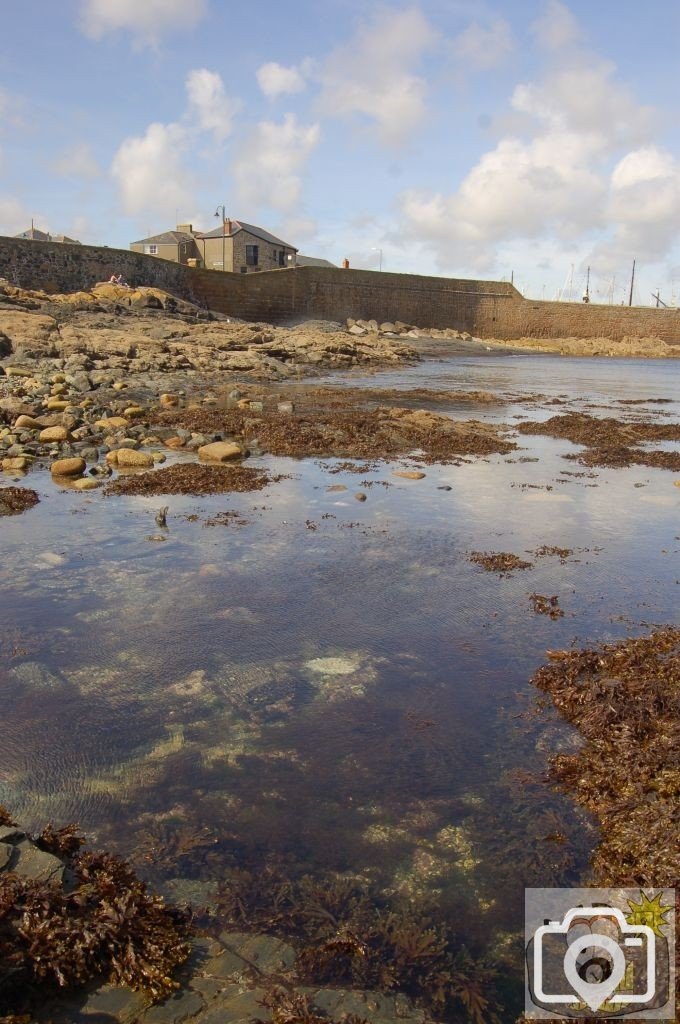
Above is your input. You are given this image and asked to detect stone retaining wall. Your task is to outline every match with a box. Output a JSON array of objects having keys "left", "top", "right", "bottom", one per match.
[{"left": 2, "top": 235, "right": 680, "bottom": 344}]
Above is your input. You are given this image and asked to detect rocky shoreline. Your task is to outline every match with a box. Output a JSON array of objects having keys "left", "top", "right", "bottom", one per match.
[{"left": 0, "top": 281, "right": 524, "bottom": 496}]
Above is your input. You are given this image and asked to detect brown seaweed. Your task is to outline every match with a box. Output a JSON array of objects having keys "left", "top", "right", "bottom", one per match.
[
  {"left": 0, "top": 488, "right": 39, "bottom": 516},
  {"left": 212, "top": 869, "right": 502, "bottom": 1024},
  {"left": 529, "top": 594, "right": 564, "bottom": 619},
  {"left": 517, "top": 412, "right": 680, "bottom": 470},
  {"left": 469, "top": 551, "right": 533, "bottom": 575},
  {"left": 531, "top": 627, "right": 680, "bottom": 888},
  {"left": 103, "top": 462, "right": 274, "bottom": 496},
  {"left": 0, "top": 813, "right": 192, "bottom": 1015},
  {"left": 153, "top": 402, "right": 516, "bottom": 465}
]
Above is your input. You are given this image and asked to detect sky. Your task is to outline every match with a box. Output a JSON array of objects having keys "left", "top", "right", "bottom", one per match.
[{"left": 2, "top": 0, "right": 680, "bottom": 305}]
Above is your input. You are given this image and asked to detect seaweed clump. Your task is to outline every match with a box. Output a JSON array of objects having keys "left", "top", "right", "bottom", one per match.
[
  {"left": 255, "top": 987, "right": 368, "bottom": 1024},
  {"left": 104, "top": 462, "right": 273, "bottom": 496},
  {"left": 469, "top": 551, "right": 533, "bottom": 575},
  {"left": 517, "top": 413, "right": 680, "bottom": 471},
  {"left": 529, "top": 594, "right": 564, "bottom": 619},
  {"left": 0, "top": 807, "right": 192, "bottom": 1016},
  {"left": 154, "top": 402, "right": 516, "bottom": 465},
  {"left": 531, "top": 627, "right": 680, "bottom": 887},
  {"left": 0, "top": 487, "right": 39, "bottom": 517},
  {"left": 214, "top": 869, "right": 502, "bottom": 1024}
]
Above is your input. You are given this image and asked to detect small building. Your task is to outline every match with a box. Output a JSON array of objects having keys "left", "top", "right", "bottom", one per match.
[
  {"left": 15, "top": 227, "right": 81, "bottom": 244},
  {"left": 129, "top": 226, "right": 199, "bottom": 265},
  {"left": 130, "top": 220, "right": 297, "bottom": 273}
]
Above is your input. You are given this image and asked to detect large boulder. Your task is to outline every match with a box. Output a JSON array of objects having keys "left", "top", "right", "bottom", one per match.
[
  {"left": 50, "top": 457, "right": 86, "bottom": 477},
  {"left": 198, "top": 441, "right": 243, "bottom": 462},
  {"left": 106, "top": 448, "right": 154, "bottom": 468}
]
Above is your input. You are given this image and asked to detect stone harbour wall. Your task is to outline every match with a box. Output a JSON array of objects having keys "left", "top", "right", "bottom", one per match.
[{"left": 2, "top": 235, "right": 680, "bottom": 344}]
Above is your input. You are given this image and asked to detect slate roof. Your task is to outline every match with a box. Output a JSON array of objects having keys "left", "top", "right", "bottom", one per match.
[
  {"left": 295, "top": 255, "right": 337, "bottom": 268},
  {"left": 15, "top": 228, "right": 81, "bottom": 243},
  {"left": 131, "top": 230, "right": 195, "bottom": 245},
  {"left": 196, "top": 219, "right": 297, "bottom": 250},
  {"left": 15, "top": 228, "right": 51, "bottom": 241}
]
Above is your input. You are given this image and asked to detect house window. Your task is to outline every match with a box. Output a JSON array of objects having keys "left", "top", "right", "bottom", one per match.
[
  {"left": 145, "top": 244, "right": 158, "bottom": 255},
  {"left": 245, "top": 244, "right": 259, "bottom": 266},
  {"left": 278, "top": 250, "right": 285, "bottom": 266}
]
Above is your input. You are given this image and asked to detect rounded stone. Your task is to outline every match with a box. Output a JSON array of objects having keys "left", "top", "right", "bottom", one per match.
[
  {"left": 73, "top": 477, "right": 100, "bottom": 490},
  {"left": 2, "top": 457, "right": 28, "bottom": 471},
  {"left": 39, "top": 426, "right": 71, "bottom": 442},
  {"left": 198, "top": 441, "right": 243, "bottom": 462},
  {"left": 95, "top": 416, "right": 129, "bottom": 431},
  {"left": 50, "top": 457, "right": 86, "bottom": 477},
  {"left": 109, "top": 448, "right": 154, "bottom": 467}
]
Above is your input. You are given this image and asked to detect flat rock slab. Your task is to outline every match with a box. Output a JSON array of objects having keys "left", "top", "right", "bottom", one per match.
[
  {"left": 8, "top": 838, "right": 64, "bottom": 883},
  {"left": 219, "top": 932, "right": 296, "bottom": 974},
  {"left": 197, "top": 984, "right": 271, "bottom": 1024},
  {"left": 48, "top": 984, "right": 148, "bottom": 1024},
  {"left": 311, "top": 988, "right": 427, "bottom": 1022},
  {"left": 0, "top": 825, "right": 24, "bottom": 841},
  {"left": 138, "top": 989, "right": 205, "bottom": 1024}
]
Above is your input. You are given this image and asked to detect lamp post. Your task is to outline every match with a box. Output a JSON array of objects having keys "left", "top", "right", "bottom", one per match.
[
  {"left": 371, "top": 247, "right": 383, "bottom": 272},
  {"left": 215, "top": 205, "right": 226, "bottom": 272}
]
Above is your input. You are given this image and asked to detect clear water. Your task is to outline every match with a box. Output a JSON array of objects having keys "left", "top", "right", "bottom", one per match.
[{"left": 1, "top": 352, "right": 678, "bottom": 1000}]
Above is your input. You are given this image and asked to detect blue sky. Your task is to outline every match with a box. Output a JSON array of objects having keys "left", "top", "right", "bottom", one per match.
[{"left": 2, "top": 0, "right": 680, "bottom": 305}]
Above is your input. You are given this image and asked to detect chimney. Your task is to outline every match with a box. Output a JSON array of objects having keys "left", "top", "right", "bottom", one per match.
[
  {"left": 224, "top": 218, "right": 232, "bottom": 235},
  {"left": 342, "top": 258, "right": 350, "bottom": 269},
  {"left": 177, "top": 223, "right": 193, "bottom": 234}
]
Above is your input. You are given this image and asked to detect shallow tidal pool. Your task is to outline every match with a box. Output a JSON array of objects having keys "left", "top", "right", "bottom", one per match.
[{"left": 1, "top": 352, "right": 678, "bottom": 1010}]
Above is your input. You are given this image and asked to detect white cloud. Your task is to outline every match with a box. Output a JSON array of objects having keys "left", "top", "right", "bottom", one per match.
[
  {"left": 600, "top": 147, "right": 680, "bottom": 264},
  {"left": 531, "top": 0, "right": 581, "bottom": 51},
  {"left": 80, "top": 0, "right": 207, "bottom": 46},
  {"left": 317, "top": 7, "right": 436, "bottom": 147},
  {"left": 52, "top": 142, "right": 101, "bottom": 179},
  {"left": 279, "top": 215, "right": 317, "bottom": 243},
  {"left": 232, "top": 113, "right": 320, "bottom": 212},
  {"left": 397, "top": 26, "right": 662, "bottom": 273},
  {"left": 0, "top": 197, "right": 49, "bottom": 237},
  {"left": 610, "top": 146, "right": 676, "bottom": 190},
  {"left": 511, "top": 59, "right": 656, "bottom": 149},
  {"left": 110, "top": 68, "right": 240, "bottom": 222},
  {"left": 111, "top": 121, "right": 193, "bottom": 219},
  {"left": 256, "top": 62, "right": 307, "bottom": 100},
  {"left": 186, "top": 69, "right": 240, "bottom": 142},
  {"left": 452, "top": 18, "right": 514, "bottom": 70}
]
